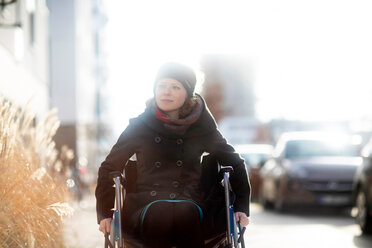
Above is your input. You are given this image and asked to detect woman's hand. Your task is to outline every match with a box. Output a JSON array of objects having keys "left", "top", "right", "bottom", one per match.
[
  {"left": 99, "top": 218, "right": 112, "bottom": 234},
  {"left": 234, "top": 212, "right": 250, "bottom": 227}
]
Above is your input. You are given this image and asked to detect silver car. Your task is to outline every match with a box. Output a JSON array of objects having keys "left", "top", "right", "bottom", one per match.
[{"left": 259, "top": 131, "right": 362, "bottom": 212}]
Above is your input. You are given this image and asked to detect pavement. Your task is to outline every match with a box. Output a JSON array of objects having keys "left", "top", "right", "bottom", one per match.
[
  {"left": 63, "top": 192, "right": 372, "bottom": 248},
  {"left": 63, "top": 192, "right": 105, "bottom": 248}
]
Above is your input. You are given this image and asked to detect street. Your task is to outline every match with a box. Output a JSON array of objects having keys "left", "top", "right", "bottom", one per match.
[
  {"left": 245, "top": 203, "right": 372, "bottom": 248},
  {"left": 63, "top": 194, "right": 372, "bottom": 248}
]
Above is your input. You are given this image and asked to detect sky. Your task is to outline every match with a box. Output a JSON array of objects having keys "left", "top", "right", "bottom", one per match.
[{"left": 105, "top": 0, "right": 372, "bottom": 134}]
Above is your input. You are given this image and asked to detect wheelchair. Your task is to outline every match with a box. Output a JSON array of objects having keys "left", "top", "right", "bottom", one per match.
[{"left": 104, "top": 155, "right": 246, "bottom": 248}]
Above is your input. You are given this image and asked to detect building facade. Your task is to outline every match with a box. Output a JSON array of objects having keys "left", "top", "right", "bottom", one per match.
[
  {"left": 0, "top": 0, "right": 49, "bottom": 117},
  {"left": 47, "top": 0, "right": 110, "bottom": 183},
  {"left": 200, "top": 55, "right": 272, "bottom": 145}
]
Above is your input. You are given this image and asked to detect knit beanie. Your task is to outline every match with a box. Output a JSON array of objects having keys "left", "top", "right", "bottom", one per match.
[{"left": 154, "top": 62, "right": 197, "bottom": 97}]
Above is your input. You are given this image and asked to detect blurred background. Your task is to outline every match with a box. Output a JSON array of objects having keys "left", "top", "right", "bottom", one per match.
[
  {"left": 1, "top": 0, "right": 372, "bottom": 247},
  {"left": 2, "top": 0, "right": 372, "bottom": 186}
]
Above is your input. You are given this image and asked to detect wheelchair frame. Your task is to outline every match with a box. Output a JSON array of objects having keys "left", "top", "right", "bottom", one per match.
[{"left": 104, "top": 164, "right": 246, "bottom": 248}]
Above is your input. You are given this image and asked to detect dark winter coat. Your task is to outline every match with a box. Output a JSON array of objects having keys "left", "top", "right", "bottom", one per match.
[{"left": 95, "top": 95, "right": 251, "bottom": 230}]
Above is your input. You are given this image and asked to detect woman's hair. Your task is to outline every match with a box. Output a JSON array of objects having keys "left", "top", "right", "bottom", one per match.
[
  {"left": 179, "top": 96, "right": 197, "bottom": 118},
  {"left": 146, "top": 96, "right": 197, "bottom": 119}
]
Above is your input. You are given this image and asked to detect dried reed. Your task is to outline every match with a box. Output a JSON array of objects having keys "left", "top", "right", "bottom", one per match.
[{"left": 0, "top": 96, "right": 73, "bottom": 248}]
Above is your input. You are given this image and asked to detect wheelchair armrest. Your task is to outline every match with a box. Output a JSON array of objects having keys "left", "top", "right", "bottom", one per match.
[
  {"left": 219, "top": 165, "right": 234, "bottom": 174},
  {"left": 109, "top": 171, "right": 122, "bottom": 179}
]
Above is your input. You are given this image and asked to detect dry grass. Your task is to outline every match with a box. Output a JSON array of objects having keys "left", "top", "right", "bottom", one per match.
[{"left": 0, "top": 96, "right": 74, "bottom": 248}]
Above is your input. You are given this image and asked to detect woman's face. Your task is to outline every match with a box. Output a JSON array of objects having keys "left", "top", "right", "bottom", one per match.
[{"left": 155, "top": 78, "right": 188, "bottom": 118}]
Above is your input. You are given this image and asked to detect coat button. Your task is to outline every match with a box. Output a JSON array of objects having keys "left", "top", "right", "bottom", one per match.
[
  {"left": 154, "top": 161, "right": 161, "bottom": 168},
  {"left": 150, "top": 191, "right": 157, "bottom": 196},
  {"left": 172, "top": 181, "right": 180, "bottom": 188},
  {"left": 176, "top": 160, "right": 183, "bottom": 167},
  {"left": 176, "top": 138, "right": 183, "bottom": 145},
  {"left": 155, "top": 137, "right": 162, "bottom": 143},
  {"left": 169, "top": 193, "right": 176, "bottom": 199}
]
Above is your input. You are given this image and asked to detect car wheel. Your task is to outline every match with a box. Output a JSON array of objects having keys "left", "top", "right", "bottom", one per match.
[
  {"left": 260, "top": 195, "right": 273, "bottom": 209},
  {"left": 274, "top": 196, "right": 287, "bottom": 212},
  {"left": 356, "top": 189, "right": 372, "bottom": 234},
  {"left": 258, "top": 187, "right": 273, "bottom": 210}
]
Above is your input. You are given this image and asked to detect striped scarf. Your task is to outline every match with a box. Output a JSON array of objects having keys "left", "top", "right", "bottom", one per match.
[{"left": 154, "top": 97, "right": 203, "bottom": 134}]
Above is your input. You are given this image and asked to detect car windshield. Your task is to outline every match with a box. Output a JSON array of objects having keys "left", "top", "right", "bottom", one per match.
[{"left": 284, "top": 140, "right": 359, "bottom": 159}]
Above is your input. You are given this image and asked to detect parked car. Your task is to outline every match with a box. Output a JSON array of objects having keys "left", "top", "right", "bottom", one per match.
[
  {"left": 235, "top": 144, "right": 273, "bottom": 200},
  {"left": 259, "top": 131, "right": 362, "bottom": 212},
  {"left": 352, "top": 137, "right": 372, "bottom": 234}
]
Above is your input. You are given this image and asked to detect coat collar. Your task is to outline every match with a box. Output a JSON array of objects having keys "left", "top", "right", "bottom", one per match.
[{"left": 139, "top": 94, "right": 217, "bottom": 138}]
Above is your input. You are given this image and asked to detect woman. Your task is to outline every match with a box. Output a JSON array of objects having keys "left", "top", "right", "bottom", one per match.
[{"left": 96, "top": 62, "right": 251, "bottom": 248}]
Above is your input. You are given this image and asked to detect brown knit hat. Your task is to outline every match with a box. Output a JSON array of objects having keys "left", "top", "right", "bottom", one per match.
[{"left": 154, "top": 62, "right": 197, "bottom": 97}]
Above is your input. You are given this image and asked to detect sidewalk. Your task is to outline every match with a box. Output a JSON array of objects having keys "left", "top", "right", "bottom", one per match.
[{"left": 63, "top": 192, "right": 105, "bottom": 248}]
